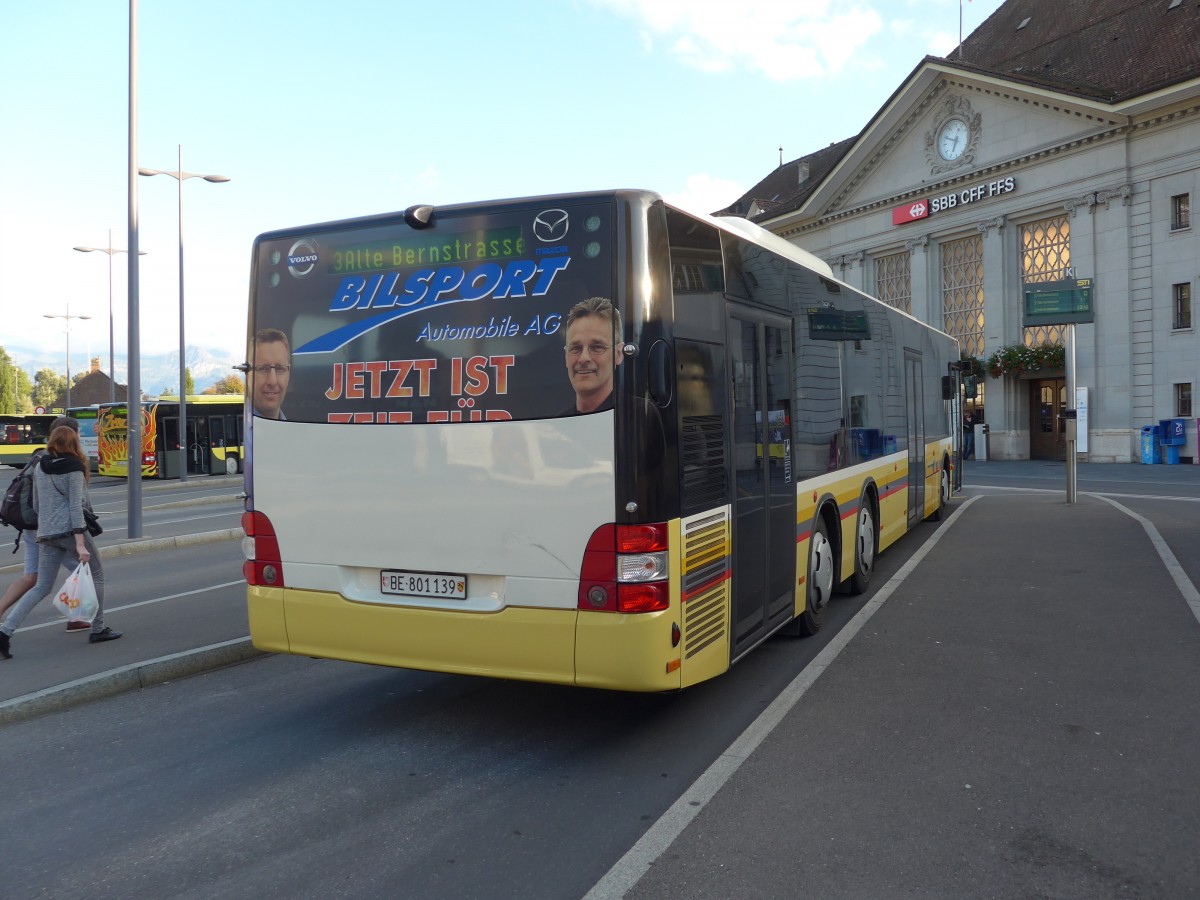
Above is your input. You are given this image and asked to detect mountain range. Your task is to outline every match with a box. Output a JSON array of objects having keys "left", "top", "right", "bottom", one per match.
[{"left": 5, "top": 343, "right": 244, "bottom": 395}]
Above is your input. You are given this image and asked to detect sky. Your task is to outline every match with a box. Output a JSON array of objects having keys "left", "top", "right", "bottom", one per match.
[{"left": 0, "top": 0, "right": 1005, "bottom": 378}]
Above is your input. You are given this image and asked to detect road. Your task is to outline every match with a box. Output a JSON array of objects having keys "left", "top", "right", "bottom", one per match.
[
  {"left": 0, "top": 461, "right": 1196, "bottom": 899},
  {"left": 0, "top": 491, "right": 942, "bottom": 898}
]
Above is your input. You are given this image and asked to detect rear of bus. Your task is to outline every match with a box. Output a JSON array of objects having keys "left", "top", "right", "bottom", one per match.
[{"left": 243, "top": 192, "right": 690, "bottom": 690}]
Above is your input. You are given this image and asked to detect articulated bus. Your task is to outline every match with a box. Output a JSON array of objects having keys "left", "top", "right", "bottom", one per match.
[
  {"left": 0, "top": 414, "right": 57, "bottom": 468},
  {"left": 97, "top": 395, "right": 246, "bottom": 478},
  {"left": 243, "top": 190, "right": 959, "bottom": 691}
]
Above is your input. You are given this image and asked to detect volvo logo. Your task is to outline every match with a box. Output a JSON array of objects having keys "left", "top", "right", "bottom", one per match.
[
  {"left": 287, "top": 239, "right": 319, "bottom": 277},
  {"left": 533, "top": 209, "right": 569, "bottom": 243}
]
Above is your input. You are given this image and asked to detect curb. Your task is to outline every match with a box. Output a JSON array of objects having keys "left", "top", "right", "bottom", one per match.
[
  {"left": 143, "top": 493, "right": 243, "bottom": 511},
  {"left": 0, "top": 637, "right": 267, "bottom": 725},
  {"left": 100, "top": 527, "right": 245, "bottom": 559}
]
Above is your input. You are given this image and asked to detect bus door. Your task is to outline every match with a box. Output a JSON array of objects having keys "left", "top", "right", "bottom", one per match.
[
  {"left": 208, "top": 415, "right": 227, "bottom": 474},
  {"left": 188, "top": 416, "right": 211, "bottom": 475},
  {"left": 904, "top": 351, "right": 926, "bottom": 526},
  {"left": 729, "top": 307, "right": 796, "bottom": 657}
]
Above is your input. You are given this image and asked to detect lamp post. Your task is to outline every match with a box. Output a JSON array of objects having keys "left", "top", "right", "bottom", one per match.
[
  {"left": 43, "top": 303, "right": 92, "bottom": 410},
  {"left": 74, "top": 230, "right": 147, "bottom": 403},
  {"left": 139, "top": 145, "right": 229, "bottom": 483}
]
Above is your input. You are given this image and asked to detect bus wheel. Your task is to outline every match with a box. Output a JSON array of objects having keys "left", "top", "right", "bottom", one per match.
[
  {"left": 848, "top": 501, "right": 875, "bottom": 595},
  {"left": 225, "top": 455, "right": 240, "bottom": 475},
  {"left": 798, "top": 517, "right": 835, "bottom": 636},
  {"left": 931, "top": 463, "right": 951, "bottom": 521}
]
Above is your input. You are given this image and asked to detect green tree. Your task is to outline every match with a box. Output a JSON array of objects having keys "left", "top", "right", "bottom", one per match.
[
  {"left": 185, "top": 367, "right": 195, "bottom": 396},
  {"left": 0, "top": 347, "right": 16, "bottom": 413},
  {"left": 15, "top": 369, "right": 32, "bottom": 412},
  {"left": 32, "top": 368, "right": 66, "bottom": 410}
]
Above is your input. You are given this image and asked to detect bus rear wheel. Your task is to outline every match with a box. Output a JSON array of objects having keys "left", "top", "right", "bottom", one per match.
[
  {"left": 797, "top": 517, "right": 835, "bottom": 636},
  {"left": 225, "top": 455, "right": 240, "bottom": 475},
  {"left": 848, "top": 501, "right": 875, "bottom": 595}
]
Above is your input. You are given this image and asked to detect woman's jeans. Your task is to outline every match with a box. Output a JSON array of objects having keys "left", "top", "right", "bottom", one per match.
[{"left": 0, "top": 533, "right": 106, "bottom": 636}]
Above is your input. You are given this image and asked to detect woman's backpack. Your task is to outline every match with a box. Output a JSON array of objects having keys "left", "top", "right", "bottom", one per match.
[{"left": 0, "top": 454, "right": 40, "bottom": 552}]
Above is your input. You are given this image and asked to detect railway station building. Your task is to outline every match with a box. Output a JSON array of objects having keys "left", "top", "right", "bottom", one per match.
[{"left": 722, "top": 0, "right": 1199, "bottom": 462}]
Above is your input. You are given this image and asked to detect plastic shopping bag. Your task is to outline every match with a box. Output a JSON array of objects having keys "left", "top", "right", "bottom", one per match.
[{"left": 52, "top": 562, "right": 100, "bottom": 624}]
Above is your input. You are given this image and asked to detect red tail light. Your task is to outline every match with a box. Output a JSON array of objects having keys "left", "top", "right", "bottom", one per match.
[
  {"left": 242, "top": 510, "right": 284, "bottom": 587},
  {"left": 578, "top": 522, "right": 669, "bottom": 614}
]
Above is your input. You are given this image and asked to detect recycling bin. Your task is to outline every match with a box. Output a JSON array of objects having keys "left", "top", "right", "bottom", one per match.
[
  {"left": 1140, "top": 425, "right": 1161, "bottom": 465},
  {"left": 1160, "top": 418, "right": 1185, "bottom": 465}
]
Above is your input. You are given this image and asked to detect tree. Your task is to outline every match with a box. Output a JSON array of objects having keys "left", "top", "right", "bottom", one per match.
[
  {"left": 204, "top": 374, "right": 245, "bottom": 395},
  {"left": 0, "top": 346, "right": 16, "bottom": 413},
  {"left": 32, "top": 368, "right": 66, "bottom": 410},
  {"left": 185, "top": 367, "right": 195, "bottom": 396},
  {"left": 15, "top": 369, "right": 32, "bottom": 412}
]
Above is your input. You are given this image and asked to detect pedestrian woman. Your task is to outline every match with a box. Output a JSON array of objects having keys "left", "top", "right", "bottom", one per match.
[{"left": 0, "top": 425, "right": 121, "bottom": 659}]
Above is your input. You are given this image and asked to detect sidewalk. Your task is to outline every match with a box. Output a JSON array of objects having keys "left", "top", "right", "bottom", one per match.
[
  {"left": 0, "top": 474, "right": 253, "bottom": 723},
  {"left": 611, "top": 488, "right": 1200, "bottom": 898}
]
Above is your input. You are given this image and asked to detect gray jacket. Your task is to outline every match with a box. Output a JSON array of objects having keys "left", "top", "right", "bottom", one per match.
[{"left": 33, "top": 455, "right": 89, "bottom": 541}]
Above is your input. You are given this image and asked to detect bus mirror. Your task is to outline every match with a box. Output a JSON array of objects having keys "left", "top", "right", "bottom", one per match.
[{"left": 404, "top": 204, "right": 435, "bottom": 229}]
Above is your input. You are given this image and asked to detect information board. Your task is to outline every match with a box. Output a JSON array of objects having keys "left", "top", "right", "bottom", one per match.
[{"left": 1023, "top": 277, "right": 1095, "bottom": 326}]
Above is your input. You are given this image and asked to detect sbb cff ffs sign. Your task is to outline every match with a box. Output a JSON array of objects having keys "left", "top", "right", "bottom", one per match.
[{"left": 892, "top": 177, "right": 1018, "bottom": 226}]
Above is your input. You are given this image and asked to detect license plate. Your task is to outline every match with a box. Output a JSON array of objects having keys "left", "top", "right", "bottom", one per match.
[{"left": 380, "top": 570, "right": 466, "bottom": 600}]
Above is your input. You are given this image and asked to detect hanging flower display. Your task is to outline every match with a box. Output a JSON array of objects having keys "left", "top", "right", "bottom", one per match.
[{"left": 985, "top": 343, "right": 1066, "bottom": 378}]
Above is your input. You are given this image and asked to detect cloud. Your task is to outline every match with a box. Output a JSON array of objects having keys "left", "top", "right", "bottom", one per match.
[
  {"left": 661, "top": 173, "right": 746, "bottom": 218},
  {"left": 591, "top": 0, "right": 885, "bottom": 82}
]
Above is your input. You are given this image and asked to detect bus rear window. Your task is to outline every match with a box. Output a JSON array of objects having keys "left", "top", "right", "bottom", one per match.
[{"left": 249, "top": 202, "right": 616, "bottom": 424}]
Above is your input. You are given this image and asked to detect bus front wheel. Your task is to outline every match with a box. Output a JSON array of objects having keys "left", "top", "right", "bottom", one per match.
[{"left": 931, "top": 461, "right": 951, "bottom": 521}]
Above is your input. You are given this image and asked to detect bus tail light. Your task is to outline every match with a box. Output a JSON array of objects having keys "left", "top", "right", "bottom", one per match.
[
  {"left": 242, "top": 510, "right": 284, "bottom": 587},
  {"left": 578, "top": 523, "right": 669, "bottom": 613}
]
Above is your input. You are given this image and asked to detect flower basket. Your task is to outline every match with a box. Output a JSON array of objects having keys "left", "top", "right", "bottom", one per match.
[{"left": 985, "top": 343, "right": 1065, "bottom": 378}]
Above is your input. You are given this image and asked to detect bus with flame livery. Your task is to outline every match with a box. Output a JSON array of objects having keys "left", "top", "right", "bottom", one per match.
[
  {"left": 97, "top": 395, "right": 245, "bottom": 478},
  {"left": 242, "top": 191, "right": 958, "bottom": 691}
]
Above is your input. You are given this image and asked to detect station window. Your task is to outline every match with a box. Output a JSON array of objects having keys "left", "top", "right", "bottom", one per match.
[
  {"left": 1020, "top": 215, "right": 1070, "bottom": 348},
  {"left": 1175, "top": 383, "right": 1193, "bottom": 418},
  {"left": 941, "top": 235, "right": 984, "bottom": 357},
  {"left": 875, "top": 251, "right": 912, "bottom": 314},
  {"left": 1173, "top": 282, "right": 1192, "bottom": 330},
  {"left": 1171, "top": 193, "right": 1190, "bottom": 231}
]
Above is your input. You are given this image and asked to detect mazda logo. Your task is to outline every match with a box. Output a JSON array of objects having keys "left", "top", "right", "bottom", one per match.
[{"left": 533, "top": 209, "right": 569, "bottom": 243}]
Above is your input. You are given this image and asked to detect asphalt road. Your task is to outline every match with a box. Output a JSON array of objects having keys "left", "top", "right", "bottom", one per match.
[{"left": 0, "top": 461, "right": 1196, "bottom": 899}]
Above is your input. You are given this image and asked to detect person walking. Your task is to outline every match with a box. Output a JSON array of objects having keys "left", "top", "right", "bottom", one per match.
[
  {"left": 963, "top": 410, "right": 976, "bottom": 460},
  {"left": 0, "top": 425, "right": 121, "bottom": 659},
  {"left": 0, "top": 416, "right": 91, "bottom": 632}
]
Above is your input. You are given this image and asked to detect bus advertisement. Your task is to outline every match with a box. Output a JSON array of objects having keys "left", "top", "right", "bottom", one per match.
[
  {"left": 243, "top": 191, "right": 959, "bottom": 691},
  {"left": 97, "top": 396, "right": 245, "bottom": 478}
]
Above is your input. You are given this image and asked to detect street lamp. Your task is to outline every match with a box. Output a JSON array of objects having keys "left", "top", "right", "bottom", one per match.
[
  {"left": 74, "top": 230, "right": 147, "bottom": 403},
  {"left": 43, "top": 303, "right": 93, "bottom": 410},
  {"left": 139, "top": 145, "right": 229, "bottom": 483}
]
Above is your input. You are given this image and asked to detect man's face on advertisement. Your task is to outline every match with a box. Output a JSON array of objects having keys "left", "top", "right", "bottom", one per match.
[
  {"left": 252, "top": 339, "right": 290, "bottom": 419},
  {"left": 564, "top": 314, "right": 622, "bottom": 410}
]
